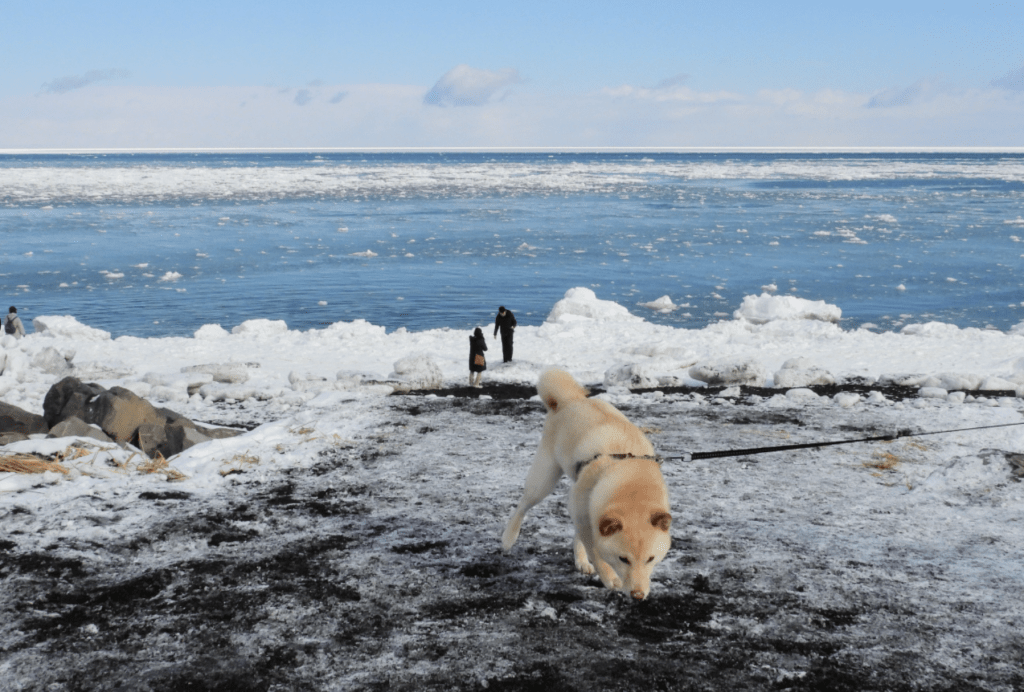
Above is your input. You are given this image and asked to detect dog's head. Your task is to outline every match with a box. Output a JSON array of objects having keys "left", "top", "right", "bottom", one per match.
[{"left": 597, "top": 509, "right": 672, "bottom": 600}]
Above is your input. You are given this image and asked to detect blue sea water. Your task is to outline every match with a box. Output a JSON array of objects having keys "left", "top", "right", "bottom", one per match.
[{"left": 1, "top": 151, "right": 1023, "bottom": 338}]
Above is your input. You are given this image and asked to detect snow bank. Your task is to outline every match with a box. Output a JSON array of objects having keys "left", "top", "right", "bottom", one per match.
[
  {"left": 4, "top": 287, "right": 1024, "bottom": 500},
  {"left": 32, "top": 315, "right": 111, "bottom": 341},
  {"left": 546, "top": 287, "right": 642, "bottom": 324}
]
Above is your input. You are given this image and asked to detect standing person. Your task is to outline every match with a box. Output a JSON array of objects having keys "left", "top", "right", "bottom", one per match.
[
  {"left": 493, "top": 306, "right": 517, "bottom": 363},
  {"left": 468, "top": 327, "right": 487, "bottom": 388},
  {"left": 4, "top": 306, "right": 26, "bottom": 339}
]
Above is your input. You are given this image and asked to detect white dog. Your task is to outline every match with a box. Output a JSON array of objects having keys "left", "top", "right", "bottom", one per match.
[{"left": 502, "top": 369, "right": 672, "bottom": 599}]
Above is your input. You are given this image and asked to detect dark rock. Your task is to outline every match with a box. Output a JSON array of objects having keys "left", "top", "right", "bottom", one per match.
[
  {"left": 135, "top": 423, "right": 171, "bottom": 458},
  {"left": 47, "top": 416, "right": 113, "bottom": 443},
  {"left": 166, "top": 423, "right": 212, "bottom": 455},
  {"left": 165, "top": 422, "right": 244, "bottom": 456},
  {"left": 0, "top": 401, "right": 48, "bottom": 436},
  {"left": 41, "top": 378, "right": 245, "bottom": 459},
  {"left": 194, "top": 424, "right": 245, "bottom": 441},
  {"left": 42, "top": 377, "right": 106, "bottom": 429},
  {"left": 85, "top": 387, "right": 164, "bottom": 444},
  {"left": 157, "top": 407, "right": 195, "bottom": 429},
  {"left": 0, "top": 432, "right": 30, "bottom": 446}
]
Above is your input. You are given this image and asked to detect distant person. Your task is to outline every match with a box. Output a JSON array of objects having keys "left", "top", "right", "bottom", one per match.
[
  {"left": 493, "top": 306, "right": 517, "bottom": 363},
  {"left": 4, "top": 306, "right": 26, "bottom": 339},
  {"left": 469, "top": 327, "right": 487, "bottom": 388}
]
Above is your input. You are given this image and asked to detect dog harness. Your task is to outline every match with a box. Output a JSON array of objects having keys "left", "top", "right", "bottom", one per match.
[{"left": 571, "top": 452, "right": 663, "bottom": 482}]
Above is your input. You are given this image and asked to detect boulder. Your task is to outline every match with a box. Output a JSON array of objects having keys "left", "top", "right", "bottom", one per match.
[
  {"left": 41, "top": 378, "right": 244, "bottom": 458},
  {"left": 43, "top": 377, "right": 107, "bottom": 429},
  {"left": 84, "top": 387, "right": 165, "bottom": 444},
  {"left": 47, "top": 416, "right": 113, "bottom": 443},
  {"left": 166, "top": 422, "right": 244, "bottom": 456},
  {"left": 0, "top": 432, "right": 30, "bottom": 446},
  {"left": 135, "top": 423, "right": 171, "bottom": 459},
  {"left": 0, "top": 401, "right": 48, "bottom": 436}
]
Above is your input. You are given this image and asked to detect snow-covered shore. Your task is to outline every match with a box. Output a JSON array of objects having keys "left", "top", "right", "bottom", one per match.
[{"left": 2, "top": 288, "right": 1024, "bottom": 689}]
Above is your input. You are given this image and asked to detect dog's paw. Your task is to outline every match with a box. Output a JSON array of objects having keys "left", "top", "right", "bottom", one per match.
[
  {"left": 573, "top": 539, "right": 595, "bottom": 574},
  {"left": 597, "top": 563, "right": 622, "bottom": 590},
  {"left": 574, "top": 557, "right": 595, "bottom": 575},
  {"left": 500, "top": 524, "right": 520, "bottom": 552}
]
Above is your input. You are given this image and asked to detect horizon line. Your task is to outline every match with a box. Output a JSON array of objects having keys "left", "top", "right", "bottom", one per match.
[{"left": 3, "top": 146, "right": 1024, "bottom": 155}]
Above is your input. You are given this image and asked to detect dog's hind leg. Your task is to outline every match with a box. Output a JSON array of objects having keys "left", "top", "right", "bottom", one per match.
[{"left": 501, "top": 448, "right": 562, "bottom": 552}]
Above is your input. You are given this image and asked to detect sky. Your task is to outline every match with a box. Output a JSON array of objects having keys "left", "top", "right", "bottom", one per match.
[{"left": 2, "top": 0, "right": 1023, "bottom": 150}]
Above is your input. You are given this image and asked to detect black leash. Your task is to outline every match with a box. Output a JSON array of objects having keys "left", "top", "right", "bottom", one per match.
[{"left": 663, "top": 420, "right": 1024, "bottom": 463}]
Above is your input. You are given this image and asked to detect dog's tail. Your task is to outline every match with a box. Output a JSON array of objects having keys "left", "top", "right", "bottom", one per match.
[{"left": 537, "top": 369, "right": 589, "bottom": 413}]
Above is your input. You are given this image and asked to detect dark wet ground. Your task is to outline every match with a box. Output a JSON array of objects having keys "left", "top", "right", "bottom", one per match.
[{"left": 2, "top": 388, "right": 1022, "bottom": 691}]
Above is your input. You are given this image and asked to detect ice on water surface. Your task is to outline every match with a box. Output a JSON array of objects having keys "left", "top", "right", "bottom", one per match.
[{"left": 1, "top": 151, "right": 1023, "bottom": 338}]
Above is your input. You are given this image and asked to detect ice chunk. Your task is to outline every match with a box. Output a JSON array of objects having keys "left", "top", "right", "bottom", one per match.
[
  {"left": 389, "top": 355, "right": 442, "bottom": 390},
  {"left": 194, "top": 324, "right": 230, "bottom": 339},
  {"left": 734, "top": 293, "right": 841, "bottom": 324},
  {"left": 32, "top": 315, "right": 111, "bottom": 341},
  {"left": 639, "top": 296, "right": 677, "bottom": 313},
  {"left": 546, "top": 287, "right": 641, "bottom": 324},
  {"left": 773, "top": 357, "right": 835, "bottom": 388},
  {"left": 689, "top": 359, "right": 767, "bottom": 386},
  {"left": 231, "top": 319, "right": 288, "bottom": 336}
]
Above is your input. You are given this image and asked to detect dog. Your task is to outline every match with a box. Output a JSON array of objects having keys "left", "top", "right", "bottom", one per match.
[{"left": 501, "top": 369, "right": 672, "bottom": 599}]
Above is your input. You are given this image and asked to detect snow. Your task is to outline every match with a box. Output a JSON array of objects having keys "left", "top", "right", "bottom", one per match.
[
  {"left": 639, "top": 295, "right": 678, "bottom": 312},
  {"left": 734, "top": 292, "right": 842, "bottom": 324},
  {"left": 3, "top": 287, "right": 1024, "bottom": 688}
]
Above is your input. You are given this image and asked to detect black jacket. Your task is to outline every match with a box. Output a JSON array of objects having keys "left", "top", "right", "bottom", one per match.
[
  {"left": 469, "top": 334, "right": 488, "bottom": 372},
  {"left": 494, "top": 310, "right": 517, "bottom": 337}
]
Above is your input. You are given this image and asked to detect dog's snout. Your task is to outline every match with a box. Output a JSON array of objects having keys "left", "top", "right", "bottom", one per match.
[{"left": 631, "top": 589, "right": 646, "bottom": 600}]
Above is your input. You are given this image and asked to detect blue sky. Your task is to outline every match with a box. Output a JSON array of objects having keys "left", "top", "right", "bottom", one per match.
[{"left": 2, "top": 0, "right": 1023, "bottom": 149}]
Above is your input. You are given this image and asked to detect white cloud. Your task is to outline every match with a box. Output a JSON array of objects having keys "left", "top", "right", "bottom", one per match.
[
  {"left": 294, "top": 89, "right": 313, "bottom": 106},
  {"left": 992, "top": 63, "right": 1024, "bottom": 91},
  {"left": 2, "top": 78, "right": 1023, "bottom": 150},
  {"left": 602, "top": 82, "right": 742, "bottom": 104},
  {"left": 423, "top": 65, "right": 522, "bottom": 107},
  {"left": 41, "top": 69, "right": 132, "bottom": 94},
  {"left": 866, "top": 77, "right": 953, "bottom": 108}
]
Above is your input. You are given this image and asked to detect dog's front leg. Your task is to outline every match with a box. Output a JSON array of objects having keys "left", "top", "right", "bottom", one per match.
[
  {"left": 596, "top": 558, "right": 623, "bottom": 591},
  {"left": 573, "top": 534, "right": 595, "bottom": 575}
]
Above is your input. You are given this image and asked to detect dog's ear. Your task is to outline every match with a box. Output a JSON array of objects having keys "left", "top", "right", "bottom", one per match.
[
  {"left": 651, "top": 512, "right": 672, "bottom": 531},
  {"left": 599, "top": 515, "right": 623, "bottom": 537}
]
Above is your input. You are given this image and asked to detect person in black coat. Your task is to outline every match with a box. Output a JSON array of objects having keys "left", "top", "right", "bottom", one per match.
[
  {"left": 469, "top": 327, "right": 487, "bottom": 387},
  {"left": 493, "top": 306, "right": 517, "bottom": 362}
]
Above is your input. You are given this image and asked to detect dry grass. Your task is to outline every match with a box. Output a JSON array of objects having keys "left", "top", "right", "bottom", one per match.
[
  {"left": 55, "top": 446, "right": 93, "bottom": 463},
  {"left": 865, "top": 451, "right": 901, "bottom": 471},
  {"left": 0, "top": 453, "right": 70, "bottom": 475},
  {"left": 220, "top": 452, "right": 261, "bottom": 477},
  {"left": 137, "top": 452, "right": 188, "bottom": 481}
]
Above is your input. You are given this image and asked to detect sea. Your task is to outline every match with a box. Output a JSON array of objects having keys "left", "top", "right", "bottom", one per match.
[{"left": 2, "top": 150, "right": 1023, "bottom": 339}]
